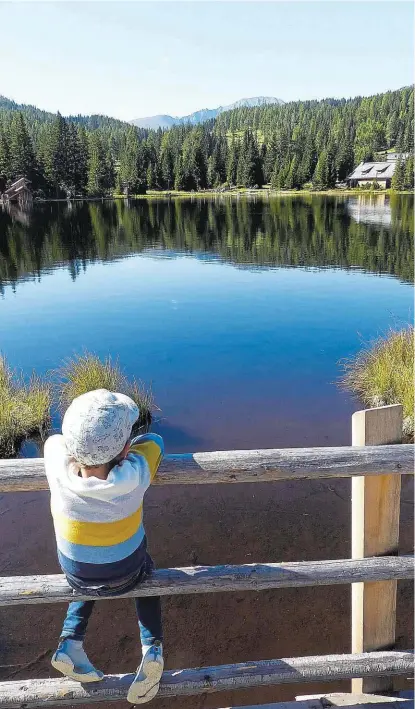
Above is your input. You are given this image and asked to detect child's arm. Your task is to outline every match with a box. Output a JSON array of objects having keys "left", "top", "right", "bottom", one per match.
[{"left": 128, "top": 433, "right": 164, "bottom": 487}]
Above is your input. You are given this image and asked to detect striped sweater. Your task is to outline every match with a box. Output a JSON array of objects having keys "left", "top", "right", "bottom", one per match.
[{"left": 44, "top": 433, "right": 163, "bottom": 582}]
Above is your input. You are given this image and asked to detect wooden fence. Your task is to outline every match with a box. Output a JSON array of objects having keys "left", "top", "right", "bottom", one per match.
[{"left": 0, "top": 404, "right": 413, "bottom": 709}]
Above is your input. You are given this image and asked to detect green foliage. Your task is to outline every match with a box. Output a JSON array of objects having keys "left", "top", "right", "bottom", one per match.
[
  {"left": 0, "top": 128, "right": 11, "bottom": 179},
  {"left": 392, "top": 158, "right": 405, "bottom": 190},
  {"left": 0, "top": 86, "right": 413, "bottom": 196},
  {"left": 8, "top": 112, "right": 37, "bottom": 183},
  {"left": 87, "top": 132, "right": 114, "bottom": 196},
  {"left": 403, "top": 155, "right": 414, "bottom": 190},
  {"left": 57, "top": 353, "right": 155, "bottom": 432},
  {"left": 0, "top": 356, "right": 51, "bottom": 457},
  {"left": 341, "top": 327, "right": 414, "bottom": 440}
]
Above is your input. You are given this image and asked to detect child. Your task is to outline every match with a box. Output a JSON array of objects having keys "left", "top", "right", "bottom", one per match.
[{"left": 44, "top": 389, "right": 164, "bottom": 704}]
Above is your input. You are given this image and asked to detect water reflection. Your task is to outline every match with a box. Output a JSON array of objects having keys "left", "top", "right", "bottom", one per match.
[{"left": 0, "top": 194, "right": 413, "bottom": 294}]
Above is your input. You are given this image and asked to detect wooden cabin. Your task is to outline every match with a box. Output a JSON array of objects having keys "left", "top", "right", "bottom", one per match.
[
  {"left": 347, "top": 161, "right": 396, "bottom": 188},
  {"left": 1, "top": 177, "right": 33, "bottom": 206}
]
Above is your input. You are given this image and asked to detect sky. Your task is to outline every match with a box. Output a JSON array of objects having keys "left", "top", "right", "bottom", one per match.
[{"left": 1, "top": 1, "right": 413, "bottom": 121}]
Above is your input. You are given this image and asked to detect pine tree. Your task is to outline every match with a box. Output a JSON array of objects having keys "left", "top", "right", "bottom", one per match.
[
  {"left": 50, "top": 113, "right": 71, "bottom": 196},
  {"left": 270, "top": 162, "right": 280, "bottom": 189},
  {"left": 74, "top": 125, "right": 89, "bottom": 195},
  {"left": 103, "top": 147, "right": 115, "bottom": 193},
  {"left": 313, "top": 150, "right": 329, "bottom": 189},
  {"left": 326, "top": 144, "right": 337, "bottom": 187},
  {"left": 236, "top": 130, "right": 264, "bottom": 187},
  {"left": 336, "top": 139, "right": 354, "bottom": 181},
  {"left": 9, "top": 112, "right": 36, "bottom": 182},
  {"left": 174, "top": 155, "right": 186, "bottom": 191},
  {"left": 236, "top": 148, "right": 246, "bottom": 187},
  {"left": 146, "top": 163, "right": 156, "bottom": 189},
  {"left": 118, "top": 127, "right": 140, "bottom": 195},
  {"left": 207, "top": 154, "right": 220, "bottom": 188},
  {"left": 391, "top": 159, "right": 405, "bottom": 190},
  {"left": 403, "top": 155, "right": 414, "bottom": 190},
  {"left": 264, "top": 133, "right": 278, "bottom": 182},
  {"left": 87, "top": 132, "right": 107, "bottom": 196},
  {"left": 284, "top": 156, "right": 300, "bottom": 189},
  {"left": 0, "top": 128, "right": 11, "bottom": 180},
  {"left": 271, "top": 160, "right": 289, "bottom": 190},
  {"left": 160, "top": 146, "right": 174, "bottom": 189},
  {"left": 226, "top": 139, "right": 238, "bottom": 185}
]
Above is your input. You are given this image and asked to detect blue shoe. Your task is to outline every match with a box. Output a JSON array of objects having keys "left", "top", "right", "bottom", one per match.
[
  {"left": 127, "top": 643, "right": 163, "bottom": 704},
  {"left": 51, "top": 639, "right": 104, "bottom": 683}
]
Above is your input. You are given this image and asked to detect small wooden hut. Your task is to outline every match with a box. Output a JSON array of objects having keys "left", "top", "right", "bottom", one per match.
[{"left": 1, "top": 177, "right": 33, "bottom": 206}]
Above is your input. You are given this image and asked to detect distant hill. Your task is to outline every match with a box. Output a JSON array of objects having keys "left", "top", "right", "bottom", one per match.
[
  {"left": 0, "top": 95, "right": 132, "bottom": 132},
  {"left": 0, "top": 95, "right": 284, "bottom": 132},
  {"left": 130, "top": 96, "right": 284, "bottom": 129}
]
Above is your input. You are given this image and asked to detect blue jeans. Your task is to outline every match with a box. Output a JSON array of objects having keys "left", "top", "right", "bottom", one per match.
[{"left": 60, "top": 555, "right": 162, "bottom": 647}]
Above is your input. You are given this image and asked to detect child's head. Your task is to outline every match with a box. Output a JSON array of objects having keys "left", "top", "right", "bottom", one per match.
[{"left": 62, "top": 389, "right": 139, "bottom": 467}]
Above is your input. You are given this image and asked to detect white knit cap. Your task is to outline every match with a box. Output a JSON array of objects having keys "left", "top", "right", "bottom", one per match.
[{"left": 62, "top": 389, "right": 139, "bottom": 465}]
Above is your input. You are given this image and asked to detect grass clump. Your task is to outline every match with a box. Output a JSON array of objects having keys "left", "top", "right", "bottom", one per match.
[
  {"left": 341, "top": 327, "right": 414, "bottom": 440},
  {"left": 57, "top": 353, "right": 155, "bottom": 433},
  {"left": 0, "top": 356, "right": 52, "bottom": 457}
]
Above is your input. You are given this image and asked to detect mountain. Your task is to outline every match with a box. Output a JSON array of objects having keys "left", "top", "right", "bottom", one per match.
[{"left": 130, "top": 96, "right": 284, "bottom": 129}]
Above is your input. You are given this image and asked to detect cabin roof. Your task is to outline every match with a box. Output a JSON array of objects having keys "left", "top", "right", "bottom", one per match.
[
  {"left": 348, "top": 162, "right": 396, "bottom": 180},
  {"left": 3, "top": 177, "right": 32, "bottom": 197}
]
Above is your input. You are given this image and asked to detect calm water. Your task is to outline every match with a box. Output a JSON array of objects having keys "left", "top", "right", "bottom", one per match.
[{"left": 0, "top": 194, "right": 413, "bottom": 452}]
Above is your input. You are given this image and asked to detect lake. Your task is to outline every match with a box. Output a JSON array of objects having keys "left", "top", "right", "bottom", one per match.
[
  {"left": 0, "top": 194, "right": 413, "bottom": 452},
  {"left": 0, "top": 194, "right": 413, "bottom": 704}
]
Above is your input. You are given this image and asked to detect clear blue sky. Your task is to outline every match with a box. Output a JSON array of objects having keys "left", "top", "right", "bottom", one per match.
[{"left": 1, "top": 2, "right": 413, "bottom": 120}]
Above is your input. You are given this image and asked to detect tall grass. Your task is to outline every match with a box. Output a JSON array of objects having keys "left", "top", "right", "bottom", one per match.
[
  {"left": 341, "top": 327, "right": 414, "bottom": 440},
  {"left": 57, "top": 353, "right": 155, "bottom": 433},
  {"left": 0, "top": 356, "right": 51, "bottom": 457}
]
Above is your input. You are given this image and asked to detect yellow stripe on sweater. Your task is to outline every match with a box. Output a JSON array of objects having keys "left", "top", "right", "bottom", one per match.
[
  {"left": 130, "top": 441, "right": 162, "bottom": 482},
  {"left": 52, "top": 506, "right": 143, "bottom": 546}
]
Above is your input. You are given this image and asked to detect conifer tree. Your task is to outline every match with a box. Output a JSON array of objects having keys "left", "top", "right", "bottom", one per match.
[
  {"left": 313, "top": 150, "right": 329, "bottom": 189},
  {"left": 146, "top": 163, "right": 156, "bottom": 189},
  {"left": 87, "top": 132, "right": 107, "bottom": 196},
  {"left": 403, "top": 155, "right": 414, "bottom": 190},
  {"left": 118, "top": 127, "right": 140, "bottom": 195},
  {"left": 391, "top": 158, "right": 405, "bottom": 190},
  {"left": 0, "top": 128, "right": 11, "bottom": 180},
  {"left": 103, "top": 147, "right": 115, "bottom": 193},
  {"left": 226, "top": 139, "right": 238, "bottom": 185},
  {"left": 9, "top": 112, "right": 36, "bottom": 182},
  {"left": 174, "top": 155, "right": 186, "bottom": 191}
]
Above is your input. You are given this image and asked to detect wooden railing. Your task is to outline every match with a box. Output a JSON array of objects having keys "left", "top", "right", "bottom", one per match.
[{"left": 0, "top": 404, "right": 413, "bottom": 709}]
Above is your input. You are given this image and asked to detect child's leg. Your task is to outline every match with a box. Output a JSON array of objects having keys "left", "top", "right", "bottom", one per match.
[
  {"left": 135, "top": 595, "right": 163, "bottom": 649},
  {"left": 127, "top": 556, "right": 163, "bottom": 704},
  {"left": 51, "top": 601, "right": 103, "bottom": 683},
  {"left": 61, "top": 600, "right": 95, "bottom": 640}
]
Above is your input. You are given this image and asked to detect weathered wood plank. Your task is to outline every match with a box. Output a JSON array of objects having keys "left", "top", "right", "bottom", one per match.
[
  {"left": 220, "top": 703, "right": 411, "bottom": 709},
  {"left": 351, "top": 406, "right": 404, "bottom": 694},
  {"left": 219, "top": 696, "right": 413, "bottom": 709},
  {"left": 295, "top": 692, "right": 413, "bottom": 705},
  {"left": 0, "top": 556, "right": 413, "bottom": 606},
  {"left": 0, "top": 652, "right": 412, "bottom": 708},
  {"left": 0, "top": 445, "right": 413, "bottom": 492}
]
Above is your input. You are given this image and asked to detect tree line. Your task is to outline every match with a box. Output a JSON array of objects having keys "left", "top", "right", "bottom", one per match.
[{"left": 0, "top": 86, "right": 413, "bottom": 197}]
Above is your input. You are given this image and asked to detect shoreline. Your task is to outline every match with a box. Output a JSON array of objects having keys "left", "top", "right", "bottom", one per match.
[{"left": 22, "top": 188, "right": 413, "bottom": 204}]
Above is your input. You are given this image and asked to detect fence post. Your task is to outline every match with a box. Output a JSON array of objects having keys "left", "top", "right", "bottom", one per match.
[{"left": 351, "top": 404, "right": 403, "bottom": 693}]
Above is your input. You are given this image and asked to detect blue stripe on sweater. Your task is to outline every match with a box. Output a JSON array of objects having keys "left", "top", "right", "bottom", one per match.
[
  {"left": 58, "top": 538, "right": 148, "bottom": 581},
  {"left": 56, "top": 524, "right": 145, "bottom": 564}
]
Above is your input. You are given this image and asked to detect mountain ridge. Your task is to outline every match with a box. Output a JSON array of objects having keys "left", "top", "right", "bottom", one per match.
[{"left": 130, "top": 96, "right": 284, "bottom": 129}]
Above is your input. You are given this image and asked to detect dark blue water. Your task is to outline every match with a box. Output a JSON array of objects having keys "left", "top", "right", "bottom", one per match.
[{"left": 0, "top": 195, "right": 413, "bottom": 452}]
